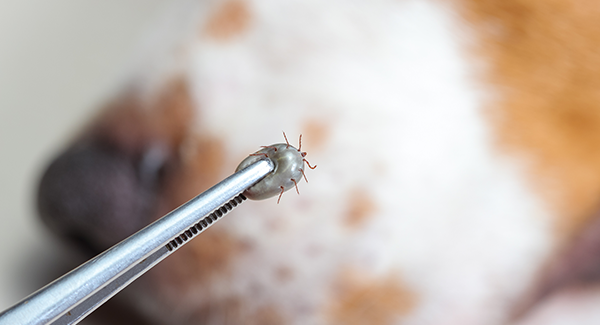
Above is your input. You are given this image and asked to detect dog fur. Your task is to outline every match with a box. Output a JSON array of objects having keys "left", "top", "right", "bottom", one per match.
[{"left": 38, "top": 0, "right": 600, "bottom": 324}]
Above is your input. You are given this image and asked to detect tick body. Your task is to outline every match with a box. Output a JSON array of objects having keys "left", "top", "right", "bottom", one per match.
[{"left": 236, "top": 133, "right": 316, "bottom": 203}]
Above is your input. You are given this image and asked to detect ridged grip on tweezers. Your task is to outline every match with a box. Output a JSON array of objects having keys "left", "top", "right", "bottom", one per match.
[{"left": 0, "top": 159, "right": 274, "bottom": 325}]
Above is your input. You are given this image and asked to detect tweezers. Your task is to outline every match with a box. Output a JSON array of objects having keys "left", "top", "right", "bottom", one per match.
[{"left": 0, "top": 159, "right": 274, "bottom": 325}]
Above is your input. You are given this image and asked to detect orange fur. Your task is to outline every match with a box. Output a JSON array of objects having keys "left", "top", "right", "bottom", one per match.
[
  {"left": 203, "top": 0, "right": 252, "bottom": 41},
  {"left": 456, "top": 0, "right": 600, "bottom": 237},
  {"left": 344, "top": 189, "right": 378, "bottom": 229},
  {"left": 327, "top": 270, "right": 416, "bottom": 325}
]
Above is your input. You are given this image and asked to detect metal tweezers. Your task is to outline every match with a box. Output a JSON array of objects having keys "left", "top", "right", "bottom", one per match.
[{"left": 0, "top": 159, "right": 274, "bottom": 325}]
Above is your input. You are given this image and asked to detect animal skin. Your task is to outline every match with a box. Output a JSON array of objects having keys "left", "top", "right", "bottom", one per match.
[{"left": 37, "top": 0, "right": 600, "bottom": 324}]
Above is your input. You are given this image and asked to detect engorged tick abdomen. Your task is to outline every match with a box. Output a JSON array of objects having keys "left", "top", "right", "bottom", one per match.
[{"left": 235, "top": 143, "right": 305, "bottom": 200}]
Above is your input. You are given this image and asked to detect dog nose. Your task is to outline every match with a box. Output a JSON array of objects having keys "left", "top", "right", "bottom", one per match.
[{"left": 37, "top": 140, "right": 166, "bottom": 254}]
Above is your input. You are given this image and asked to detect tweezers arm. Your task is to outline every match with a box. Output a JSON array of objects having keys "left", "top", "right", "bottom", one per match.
[{"left": 0, "top": 159, "right": 274, "bottom": 325}]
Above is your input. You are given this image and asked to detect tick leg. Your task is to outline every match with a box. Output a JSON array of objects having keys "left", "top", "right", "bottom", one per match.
[
  {"left": 299, "top": 168, "right": 308, "bottom": 183},
  {"left": 291, "top": 178, "right": 299, "bottom": 194},
  {"left": 304, "top": 159, "right": 317, "bottom": 169},
  {"left": 298, "top": 134, "right": 302, "bottom": 151},
  {"left": 277, "top": 186, "right": 285, "bottom": 204},
  {"left": 260, "top": 145, "right": 278, "bottom": 151},
  {"left": 250, "top": 153, "right": 269, "bottom": 158},
  {"left": 282, "top": 131, "right": 290, "bottom": 148}
]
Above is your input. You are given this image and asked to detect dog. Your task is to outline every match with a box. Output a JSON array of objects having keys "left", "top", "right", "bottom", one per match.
[{"left": 37, "top": 0, "right": 600, "bottom": 324}]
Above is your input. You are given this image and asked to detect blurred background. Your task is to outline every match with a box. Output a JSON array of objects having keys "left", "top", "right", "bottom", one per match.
[
  {"left": 0, "top": 0, "right": 184, "bottom": 316},
  {"left": 5, "top": 1, "right": 600, "bottom": 324}
]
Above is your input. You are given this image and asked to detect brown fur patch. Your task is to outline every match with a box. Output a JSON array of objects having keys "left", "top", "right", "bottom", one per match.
[
  {"left": 275, "top": 265, "right": 294, "bottom": 283},
  {"left": 345, "top": 189, "right": 378, "bottom": 229},
  {"left": 189, "top": 299, "right": 286, "bottom": 325},
  {"left": 455, "top": 0, "right": 600, "bottom": 237},
  {"left": 92, "top": 78, "right": 194, "bottom": 156},
  {"left": 327, "top": 270, "right": 416, "bottom": 325},
  {"left": 250, "top": 305, "right": 286, "bottom": 325},
  {"left": 204, "top": 0, "right": 251, "bottom": 41},
  {"left": 302, "top": 119, "right": 330, "bottom": 151}
]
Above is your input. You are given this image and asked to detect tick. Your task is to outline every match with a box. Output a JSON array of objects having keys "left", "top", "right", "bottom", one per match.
[{"left": 236, "top": 132, "right": 317, "bottom": 203}]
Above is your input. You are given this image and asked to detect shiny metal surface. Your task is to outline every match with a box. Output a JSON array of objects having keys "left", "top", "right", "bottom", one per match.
[{"left": 0, "top": 159, "right": 274, "bottom": 325}]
